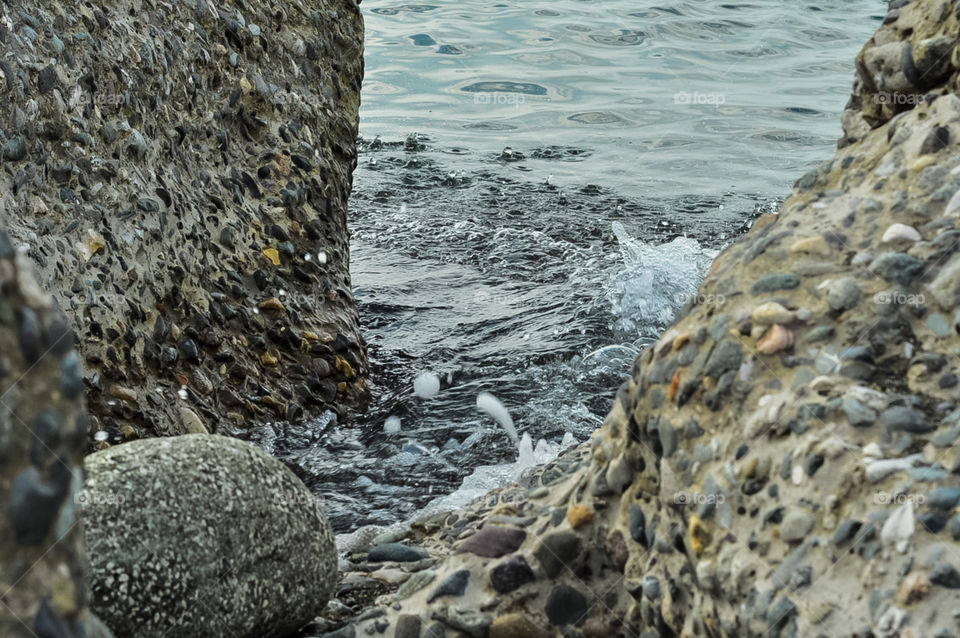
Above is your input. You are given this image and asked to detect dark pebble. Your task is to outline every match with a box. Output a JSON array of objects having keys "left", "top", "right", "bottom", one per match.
[
  {"left": 929, "top": 487, "right": 960, "bottom": 510},
  {"left": 534, "top": 530, "right": 582, "bottom": 578},
  {"left": 9, "top": 468, "right": 67, "bottom": 546},
  {"left": 833, "top": 519, "right": 862, "bottom": 545},
  {"left": 427, "top": 569, "right": 470, "bottom": 603},
  {"left": 704, "top": 340, "right": 743, "bottom": 379},
  {"left": 869, "top": 252, "right": 924, "bottom": 285},
  {"left": 2, "top": 135, "right": 27, "bottom": 161},
  {"left": 919, "top": 512, "right": 948, "bottom": 534},
  {"left": 455, "top": 525, "right": 526, "bottom": 558},
  {"left": 489, "top": 554, "right": 534, "bottom": 594},
  {"left": 16, "top": 308, "right": 42, "bottom": 365},
  {"left": 60, "top": 351, "right": 84, "bottom": 400},
  {"left": 367, "top": 543, "right": 429, "bottom": 563},
  {"left": 545, "top": 585, "right": 588, "bottom": 626},
  {"left": 394, "top": 615, "right": 421, "bottom": 638},
  {"left": 931, "top": 563, "right": 960, "bottom": 588},
  {"left": 629, "top": 505, "right": 647, "bottom": 546},
  {"left": 179, "top": 339, "right": 200, "bottom": 363}
]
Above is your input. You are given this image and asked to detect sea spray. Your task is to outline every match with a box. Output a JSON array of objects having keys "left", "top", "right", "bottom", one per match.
[
  {"left": 476, "top": 391, "right": 518, "bottom": 444},
  {"left": 413, "top": 371, "right": 441, "bottom": 398}
]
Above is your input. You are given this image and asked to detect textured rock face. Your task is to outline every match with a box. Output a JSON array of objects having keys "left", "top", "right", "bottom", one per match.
[
  {"left": 0, "top": 0, "right": 367, "bottom": 440},
  {"left": 0, "top": 230, "right": 111, "bottom": 637},
  {"left": 345, "top": 2, "right": 960, "bottom": 636},
  {"left": 81, "top": 434, "right": 337, "bottom": 638}
]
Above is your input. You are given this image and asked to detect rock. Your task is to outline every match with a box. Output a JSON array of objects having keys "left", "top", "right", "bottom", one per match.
[
  {"left": 752, "top": 302, "right": 796, "bottom": 325},
  {"left": 455, "top": 525, "right": 526, "bottom": 558},
  {"left": 0, "top": 235, "right": 110, "bottom": 635},
  {"left": 534, "top": 531, "right": 583, "bottom": 578},
  {"left": 757, "top": 324, "right": 795, "bottom": 355},
  {"left": 881, "top": 502, "right": 915, "bottom": 553},
  {"left": 879, "top": 406, "right": 932, "bottom": 433},
  {"left": 545, "top": 585, "right": 588, "bottom": 626},
  {"left": 826, "top": 277, "right": 862, "bottom": 312},
  {"left": 869, "top": 252, "right": 924, "bottom": 285},
  {"left": 395, "top": 615, "right": 422, "bottom": 638},
  {"left": 929, "top": 487, "right": 960, "bottom": 510},
  {"left": 566, "top": 505, "right": 595, "bottom": 528},
  {"left": 82, "top": 435, "right": 337, "bottom": 638},
  {"left": 369, "top": 543, "right": 430, "bottom": 563},
  {"left": 843, "top": 397, "right": 877, "bottom": 426},
  {"left": 780, "top": 510, "right": 816, "bottom": 543},
  {"left": 751, "top": 273, "right": 801, "bottom": 294},
  {"left": 489, "top": 554, "right": 535, "bottom": 594},
  {"left": 427, "top": 569, "right": 470, "bottom": 602},
  {"left": 930, "top": 564, "right": 960, "bottom": 589},
  {"left": 882, "top": 223, "right": 922, "bottom": 242}
]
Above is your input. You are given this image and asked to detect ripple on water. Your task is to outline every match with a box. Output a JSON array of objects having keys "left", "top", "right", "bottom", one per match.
[{"left": 461, "top": 81, "right": 549, "bottom": 96}]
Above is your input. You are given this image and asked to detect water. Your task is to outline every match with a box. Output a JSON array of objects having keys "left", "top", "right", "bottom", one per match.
[{"left": 230, "top": 1, "right": 884, "bottom": 534}]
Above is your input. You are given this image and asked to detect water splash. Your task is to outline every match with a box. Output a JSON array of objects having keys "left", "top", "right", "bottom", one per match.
[{"left": 476, "top": 391, "right": 518, "bottom": 444}]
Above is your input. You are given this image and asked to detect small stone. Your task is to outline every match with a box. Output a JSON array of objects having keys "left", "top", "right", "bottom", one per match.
[
  {"left": 927, "top": 313, "right": 952, "bottom": 337},
  {"left": 757, "top": 324, "right": 794, "bottom": 355},
  {"left": 604, "top": 453, "right": 632, "bottom": 493},
  {"left": 929, "top": 487, "right": 960, "bottom": 510},
  {"left": 396, "top": 569, "right": 436, "bottom": 600},
  {"left": 751, "top": 273, "right": 800, "bottom": 294},
  {"left": 566, "top": 505, "right": 594, "bottom": 529},
  {"left": 3, "top": 135, "right": 27, "bottom": 161},
  {"left": 395, "top": 615, "right": 421, "bottom": 638},
  {"left": 879, "top": 406, "right": 931, "bottom": 433},
  {"left": 455, "top": 525, "right": 525, "bottom": 558},
  {"left": 368, "top": 543, "right": 429, "bottom": 563},
  {"left": 545, "top": 585, "right": 588, "bottom": 626},
  {"left": 752, "top": 302, "right": 795, "bottom": 325},
  {"left": 881, "top": 223, "right": 921, "bottom": 243},
  {"left": 178, "top": 407, "right": 208, "bottom": 434},
  {"left": 605, "top": 530, "right": 628, "bottom": 572},
  {"left": 629, "top": 505, "right": 647, "bottom": 546},
  {"left": 931, "top": 563, "right": 960, "bottom": 589},
  {"left": 833, "top": 519, "right": 862, "bottom": 545},
  {"left": 427, "top": 569, "right": 470, "bottom": 602},
  {"left": 843, "top": 398, "right": 876, "bottom": 426},
  {"left": 704, "top": 340, "right": 743, "bottom": 378},
  {"left": 826, "top": 277, "right": 861, "bottom": 312},
  {"left": 918, "top": 512, "right": 947, "bottom": 534},
  {"left": 869, "top": 252, "right": 924, "bottom": 286},
  {"left": 535, "top": 531, "right": 582, "bottom": 578},
  {"left": 642, "top": 576, "right": 661, "bottom": 600},
  {"left": 780, "top": 509, "right": 815, "bottom": 543},
  {"left": 108, "top": 384, "right": 138, "bottom": 403},
  {"left": 789, "top": 236, "right": 830, "bottom": 255},
  {"left": 489, "top": 554, "right": 534, "bottom": 594}
]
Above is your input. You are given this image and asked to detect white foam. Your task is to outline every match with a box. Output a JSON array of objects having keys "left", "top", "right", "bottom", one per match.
[{"left": 384, "top": 416, "right": 402, "bottom": 434}]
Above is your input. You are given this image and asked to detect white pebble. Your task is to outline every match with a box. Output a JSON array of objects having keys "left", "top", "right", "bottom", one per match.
[
  {"left": 413, "top": 372, "right": 440, "bottom": 399},
  {"left": 881, "top": 501, "right": 914, "bottom": 553},
  {"left": 317, "top": 252, "right": 328, "bottom": 265},
  {"left": 94, "top": 431, "right": 109, "bottom": 442},
  {"left": 384, "top": 416, "right": 401, "bottom": 434},
  {"left": 881, "top": 223, "right": 921, "bottom": 243}
]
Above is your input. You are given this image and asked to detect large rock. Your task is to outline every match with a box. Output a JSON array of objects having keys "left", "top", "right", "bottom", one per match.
[
  {"left": 346, "top": 1, "right": 960, "bottom": 636},
  {"left": 81, "top": 434, "right": 337, "bottom": 638},
  {"left": 0, "top": 0, "right": 368, "bottom": 440},
  {"left": 0, "top": 230, "right": 111, "bottom": 637}
]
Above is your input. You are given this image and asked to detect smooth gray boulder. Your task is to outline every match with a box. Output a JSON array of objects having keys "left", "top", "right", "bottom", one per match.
[{"left": 81, "top": 434, "right": 337, "bottom": 638}]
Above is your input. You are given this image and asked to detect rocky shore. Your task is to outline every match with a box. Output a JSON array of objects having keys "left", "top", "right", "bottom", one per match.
[
  {"left": 0, "top": 0, "right": 368, "bottom": 442},
  {"left": 335, "top": 1, "right": 960, "bottom": 636}
]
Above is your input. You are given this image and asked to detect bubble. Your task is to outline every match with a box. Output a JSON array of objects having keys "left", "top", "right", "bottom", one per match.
[
  {"left": 384, "top": 416, "right": 401, "bottom": 434},
  {"left": 413, "top": 371, "right": 441, "bottom": 399}
]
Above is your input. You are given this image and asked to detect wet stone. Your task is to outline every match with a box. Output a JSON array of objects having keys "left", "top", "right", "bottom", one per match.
[
  {"left": 427, "top": 569, "right": 470, "bottom": 603},
  {"left": 629, "top": 505, "right": 647, "bottom": 546},
  {"left": 2, "top": 135, "right": 26, "bottom": 161},
  {"left": 642, "top": 576, "right": 661, "bottom": 600},
  {"left": 843, "top": 397, "right": 876, "bottom": 426},
  {"left": 489, "top": 554, "right": 534, "bottom": 594},
  {"left": 368, "top": 543, "right": 429, "bottom": 563},
  {"left": 918, "top": 512, "right": 948, "bottom": 534},
  {"left": 455, "top": 525, "right": 525, "bottom": 558},
  {"left": 751, "top": 273, "right": 801, "bottom": 294},
  {"left": 545, "top": 585, "right": 588, "bottom": 626},
  {"left": 949, "top": 515, "right": 960, "bottom": 541},
  {"left": 704, "top": 340, "right": 742, "bottom": 379},
  {"left": 9, "top": 468, "right": 67, "bottom": 546},
  {"left": 827, "top": 277, "right": 861, "bottom": 312},
  {"left": 834, "top": 519, "right": 862, "bottom": 545}
]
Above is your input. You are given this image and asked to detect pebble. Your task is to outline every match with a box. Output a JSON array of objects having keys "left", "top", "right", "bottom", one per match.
[
  {"left": 368, "top": 543, "right": 429, "bottom": 563},
  {"left": 642, "top": 575, "right": 661, "bottom": 600},
  {"left": 566, "top": 505, "right": 594, "bottom": 529},
  {"left": 931, "top": 564, "right": 960, "bottom": 589},
  {"left": 427, "top": 569, "right": 470, "bottom": 602},
  {"left": 879, "top": 406, "right": 932, "bottom": 433},
  {"left": 2, "top": 135, "right": 27, "bottom": 161},
  {"left": 881, "top": 502, "right": 915, "bottom": 553},
  {"left": 489, "top": 554, "right": 535, "bottom": 594},
  {"left": 394, "top": 615, "right": 421, "bottom": 638},
  {"left": 629, "top": 505, "right": 647, "bottom": 546},
  {"left": 455, "top": 526, "right": 525, "bottom": 558},
  {"left": 545, "top": 585, "right": 588, "bottom": 626},
  {"left": 843, "top": 397, "right": 877, "bottom": 426},
  {"left": 869, "top": 252, "right": 924, "bottom": 285},
  {"left": 757, "top": 324, "right": 794, "bottom": 355},
  {"left": 395, "top": 569, "right": 436, "bottom": 600},
  {"left": 929, "top": 488, "right": 960, "bottom": 510},
  {"left": 751, "top": 273, "right": 800, "bottom": 294},
  {"left": 752, "top": 302, "right": 795, "bottom": 325},
  {"left": 534, "top": 531, "right": 582, "bottom": 578},
  {"left": 489, "top": 613, "right": 549, "bottom": 638},
  {"left": 826, "top": 277, "right": 861, "bottom": 312},
  {"left": 881, "top": 223, "right": 922, "bottom": 243},
  {"left": 780, "top": 510, "right": 815, "bottom": 543}
]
